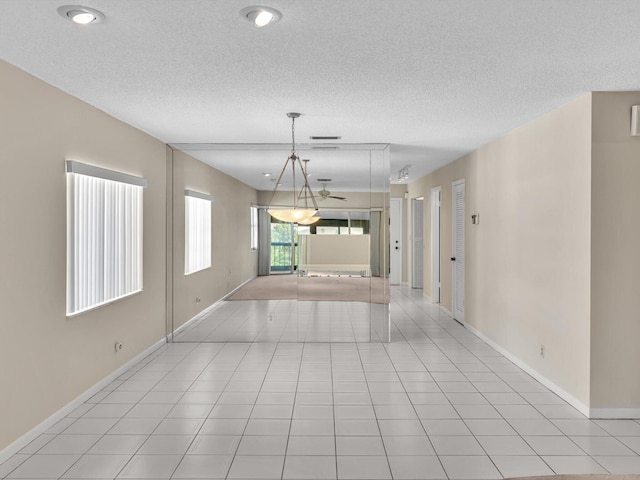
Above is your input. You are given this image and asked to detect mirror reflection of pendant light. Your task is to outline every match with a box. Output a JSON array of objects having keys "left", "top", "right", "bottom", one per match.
[
  {"left": 296, "top": 159, "right": 321, "bottom": 225},
  {"left": 267, "top": 113, "right": 318, "bottom": 223}
]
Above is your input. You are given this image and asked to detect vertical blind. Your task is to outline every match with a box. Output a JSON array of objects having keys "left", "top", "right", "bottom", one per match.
[
  {"left": 184, "top": 190, "right": 212, "bottom": 275},
  {"left": 66, "top": 161, "right": 146, "bottom": 316},
  {"left": 250, "top": 206, "right": 258, "bottom": 250}
]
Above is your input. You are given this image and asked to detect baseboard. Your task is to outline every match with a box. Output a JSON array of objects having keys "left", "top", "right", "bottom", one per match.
[
  {"left": 439, "top": 304, "right": 453, "bottom": 317},
  {"left": 589, "top": 407, "right": 640, "bottom": 419},
  {"left": 464, "top": 323, "right": 591, "bottom": 418},
  {"left": 0, "top": 337, "right": 167, "bottom": 464},
  {"left": 422, "top": 292, "right": 432, "bottom": 302},
  {"left": 169, "top": 275, "right": 257, "bottom": 339}
]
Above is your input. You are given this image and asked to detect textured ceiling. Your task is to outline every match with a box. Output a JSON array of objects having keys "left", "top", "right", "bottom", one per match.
[{"left": 2, "top": 0, "right": 640, "bottom": 188}]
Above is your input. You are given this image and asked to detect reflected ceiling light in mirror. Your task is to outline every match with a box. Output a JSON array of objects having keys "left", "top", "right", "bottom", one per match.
[
  {"left": 240, "top": 6, "right": 282, "bottom": 27},
  {"left": 57, "top": 5, "right": 105, "bottom": 24},
  {"left": 267, "top": 113, "right": 318, "bottom": 224},
  {"left": 397, "top": 165, "right": 412, "bottom": 182}
]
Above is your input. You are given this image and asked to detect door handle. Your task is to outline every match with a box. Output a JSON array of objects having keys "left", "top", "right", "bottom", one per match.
[{"left": 450, "top": 257, "right": 456, "bottom": 261}]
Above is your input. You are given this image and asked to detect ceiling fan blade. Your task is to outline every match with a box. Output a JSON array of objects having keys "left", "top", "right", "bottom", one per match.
[{"left": 329, "top": 195, "right": 347, "bottom": 201}]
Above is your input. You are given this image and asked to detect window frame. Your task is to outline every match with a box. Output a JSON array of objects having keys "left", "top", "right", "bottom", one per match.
[{"left": 65, "top": 161, "right": 147, "bottom": 317}]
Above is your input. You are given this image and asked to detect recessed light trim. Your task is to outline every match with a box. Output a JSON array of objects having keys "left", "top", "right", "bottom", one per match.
[
  {"left": 57, "top": 5, "right": 105, "bottom": 24},
  {"left": 240, "top": 6, "right": 282, "bottom": 27}
]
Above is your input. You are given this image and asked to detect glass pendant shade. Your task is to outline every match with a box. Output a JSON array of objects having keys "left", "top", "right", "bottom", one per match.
[
  {"left": 297, "top": 215, "right": 321, "bottom": 225},
  {"left": 268, "top": 208, "right": 317, "bottom": 224}
]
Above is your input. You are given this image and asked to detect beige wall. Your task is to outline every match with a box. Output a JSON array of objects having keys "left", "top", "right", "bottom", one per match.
[
  {"left": 409, "top": 94, "right": 593, "bottom": 407},
  {"left": 590, "top": 92, "right": 640, "bottom": 410},
  {"left": 171, "top": 150, "right": 258, "bottom": 330},
  {"left": 0, "top": 60, "right": 168, "bottom": 450},
  {"left": 300, "top": 235, "right": 370, "bottom": 265}
]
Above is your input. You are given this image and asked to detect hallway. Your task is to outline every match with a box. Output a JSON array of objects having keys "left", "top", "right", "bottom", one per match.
[{"left": 1, "top": 287, "right": 639, "bottom": 479}]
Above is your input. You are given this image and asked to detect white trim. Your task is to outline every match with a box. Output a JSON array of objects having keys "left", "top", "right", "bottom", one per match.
[
  {"left": 589, "top": 408, "right": 640, "bottom": 419},
  {"left": 184, "top": 189, "right": 214, "bottom": 202},
  {"left": 65, "top": 160, "right": 148, "bottom": 188},
  {"left": 170, "top": 275, "right": 257, "bottom": 339},
  {"left": 464, "top": 323, "right": 590, "bottom": 417},
  {"left": 0, "top": 337, "right": 166, "bottom": 464},
  {"left": 422, "top": 292, "right": 432, "bottom": 302}
]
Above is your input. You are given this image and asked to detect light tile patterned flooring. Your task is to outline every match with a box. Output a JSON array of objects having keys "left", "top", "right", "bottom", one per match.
[
  {"left": 174, "top": 298, "right": 388, "bottom": 343},
  {"left": 2, "top": 286, "right": 640, "bottom": 479}
]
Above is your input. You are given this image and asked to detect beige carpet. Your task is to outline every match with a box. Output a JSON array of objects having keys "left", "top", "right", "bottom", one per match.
[{"left": 228, "top": 274, "right": 390, "bottom": 304}]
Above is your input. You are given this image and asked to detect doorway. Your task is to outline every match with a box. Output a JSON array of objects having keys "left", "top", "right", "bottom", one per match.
[
  {"left": 430, "top": 187, "right": 441, "bottom": 302},
  {"left": 452, "top": 179, "right": 465, "bottom": 323},
  {"left": 390, "top": 198, "right": 402, "bottom": 285},
  {"left": 411, "top": 197, "right": 424, "bottom": 288}
]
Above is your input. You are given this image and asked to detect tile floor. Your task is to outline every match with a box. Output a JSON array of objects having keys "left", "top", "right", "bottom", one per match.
[
  {"left": 2, "top": 286, "right": 640, "bottom": 479},
  {"left": 174, "top": 298, "right": 388, "bottom": 343}
]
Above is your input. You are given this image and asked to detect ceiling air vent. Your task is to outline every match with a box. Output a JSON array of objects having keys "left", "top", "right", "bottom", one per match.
[
  {"left": 311, "top": 146, "right": 339, "bottom": 150},
  {"left": 310, "top": 136, "right": 341, "bottom": 140}
]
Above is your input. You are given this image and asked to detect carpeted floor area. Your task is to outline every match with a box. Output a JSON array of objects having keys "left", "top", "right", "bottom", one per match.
[{"left": 227, "top": 274, "right": 390, "bottom": 304}]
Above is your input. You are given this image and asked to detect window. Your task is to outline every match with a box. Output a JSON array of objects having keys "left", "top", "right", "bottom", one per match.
[
  {"left": 250, "top": 206, "right": 258, "bottom": 250},
  {"left": 66, "top": 161, "right": 147, "bottom": 316},
  {"left": 295, "top": 210, "right": 370, "bottom": 235},
  {"left": 185, "top": 189, "right": 213, "bottom": 275}
]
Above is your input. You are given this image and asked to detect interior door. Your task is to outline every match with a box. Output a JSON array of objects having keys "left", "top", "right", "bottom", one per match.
[
  {"left": 431, "top": 187, "right": 441, "bottom": 303},
  {"left": 452, "top": 180, "right": 465, "bottom": 323},
  {"left": 389, "top": 198, "right": 402, "bottom": 285},
  {"left": 411, "top": 198, "right": 424, "bottom": 288}
]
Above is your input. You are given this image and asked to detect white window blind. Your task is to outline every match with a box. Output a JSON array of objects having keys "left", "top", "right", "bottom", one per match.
[
  {"left": 185, "top": 190, "right": 213, "bottom": 275},
  {"left": 66, "top": 161, "right": 146, "bottom": 316},
  {"left": 250, "top": 206, "right": 258, "bottom": 250}
]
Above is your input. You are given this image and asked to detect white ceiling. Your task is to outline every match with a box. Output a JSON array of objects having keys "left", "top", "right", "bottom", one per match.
[{"left": 2, "top": 0, "right": 640, "bottom": 189}]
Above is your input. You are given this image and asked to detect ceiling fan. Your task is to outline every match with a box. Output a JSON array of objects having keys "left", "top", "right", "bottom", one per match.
[
  {"left": 298, "top": 160, "right": 348, "bottom": 202},
  {"left": 317, "top": 180, "right": 347, "bottom": 201}
]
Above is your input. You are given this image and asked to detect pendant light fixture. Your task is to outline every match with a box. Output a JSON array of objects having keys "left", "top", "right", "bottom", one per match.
[
  {"left": 267, "top": 113, "right": 318, "bottom": 223},
  {"left": 296, "top": 159, "right": 321, "bottom": 225}
]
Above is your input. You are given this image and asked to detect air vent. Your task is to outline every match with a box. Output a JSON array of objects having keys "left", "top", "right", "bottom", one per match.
[
  {"left": 317, "top": 178, "right": 332, "bottom": 182},
  {"left": 312, "top": 146, "right": 339, "bottom": 150},
  {"left": 310, "top": 136, "right": 341, "bottom": 140}
]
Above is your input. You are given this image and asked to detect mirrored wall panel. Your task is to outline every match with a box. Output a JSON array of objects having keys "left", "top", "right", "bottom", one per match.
[{"left": 167, "top": 143, "right": 390, "bottom": 343}]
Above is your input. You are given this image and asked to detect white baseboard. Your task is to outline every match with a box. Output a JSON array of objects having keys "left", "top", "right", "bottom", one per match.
[
  {"left": 170, "top": 275, "right": 257, "bottom": 339},
  {"left": 464, "top": 323, "right": 591, "bottom": 418},
  {"left": 439, "top": 304, "right": 453, "bottom": 317},
  {"left": 0, "top": 337, "right": 167, "bottom": 464},
  {"left": 589, "top": 408, "right": 640, "bottom": 419},
  {"left": 422, "top": 292, "right": 432, "bottom": 302}
]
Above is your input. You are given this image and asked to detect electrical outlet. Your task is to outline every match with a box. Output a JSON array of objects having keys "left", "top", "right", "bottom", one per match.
[{"left": 540, "top": 344, "right": 545, "bottom": 358}]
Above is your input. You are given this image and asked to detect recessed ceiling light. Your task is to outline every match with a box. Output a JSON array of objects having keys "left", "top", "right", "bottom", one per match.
[
  {"left": 262, "top": 173, "right": 271, "bottom": 177},
  {"left": 57, "top": 5, "right": 105, "bottom": 24},
  {"left": 240, "top": 6, "right": 282, "bottom": 27}
]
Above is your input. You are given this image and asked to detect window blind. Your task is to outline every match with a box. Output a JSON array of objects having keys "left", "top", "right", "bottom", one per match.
[
  {"left": 66, "top": 162, "right": 145, "bottom": 316},
  {"left": 185, "top": 190, "right": 213, "bottom": 275}
]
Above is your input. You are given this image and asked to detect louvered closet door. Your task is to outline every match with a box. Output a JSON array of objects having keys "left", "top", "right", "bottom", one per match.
[{"left": 452, "top": 180, "right": 465, "bottom": 323}]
